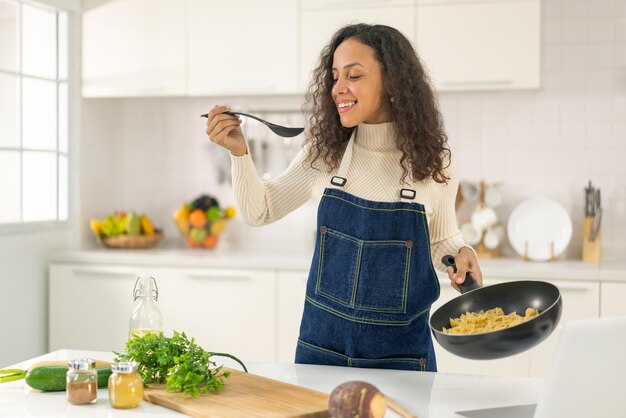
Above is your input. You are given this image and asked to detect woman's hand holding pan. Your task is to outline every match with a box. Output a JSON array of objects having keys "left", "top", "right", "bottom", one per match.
[{"left": 446, "top": 247, "right": 483, "bottom": 293}]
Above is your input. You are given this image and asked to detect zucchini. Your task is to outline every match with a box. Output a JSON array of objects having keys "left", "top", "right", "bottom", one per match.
[{"left": 25, "top": 366, "right": 112, "bottom": 392}]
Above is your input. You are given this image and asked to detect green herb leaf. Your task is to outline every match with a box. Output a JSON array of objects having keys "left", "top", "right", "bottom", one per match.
[{"left": 114, "top": 331, "right": 246, "bottom": 398}]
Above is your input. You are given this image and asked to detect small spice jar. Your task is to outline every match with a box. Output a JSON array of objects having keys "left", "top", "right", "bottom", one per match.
[
  {"left": 108, "top": 361, "right": 143, "bottom": 409},
  {"left": 66, "top": 358, "right": 98, "bottom": 405}
]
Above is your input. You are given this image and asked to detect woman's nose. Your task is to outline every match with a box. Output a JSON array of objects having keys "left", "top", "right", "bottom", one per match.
[{"left": 332, "top": 77, "right": 348, "bottom": 95}]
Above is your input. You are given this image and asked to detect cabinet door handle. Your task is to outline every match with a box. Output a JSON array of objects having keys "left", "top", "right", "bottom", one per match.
[
  {"left": 436, "top": 280, "right": 595, "bottom": 293},
  {"left": 72, "top": 267, "right": 137, "bottom": 278},
  {"left": 554, "top": 283, "right": 595, "bottom": 292},
  {"left": 440, "top": 80, "right": 514, "bottom": 87},
  {"left": 184, "top": 270, "right": 251, "bottom": 281},
  {"left": 320, "top": 0, "right": 392, "bottom": 5}
]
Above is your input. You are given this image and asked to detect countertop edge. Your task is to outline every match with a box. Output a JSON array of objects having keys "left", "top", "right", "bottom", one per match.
[{"left": 49, "top": 250, "right": 626, "bottom": 282}]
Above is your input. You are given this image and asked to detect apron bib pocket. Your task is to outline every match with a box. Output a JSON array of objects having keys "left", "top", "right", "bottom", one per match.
[{"left": 316, "top": 226, "right": 411, "bottom": 313}]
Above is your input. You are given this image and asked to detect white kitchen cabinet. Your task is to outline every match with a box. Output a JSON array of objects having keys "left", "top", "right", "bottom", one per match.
[
  {"left": 529, "top": 279, "right": 599, "bottom": 377},
  {"left": 49, "top": 263, "right": 142, "bottom": 352},
  {"left": 186, "top": 0, "right": 298, "bottom": 96},
  {"left": 158, "top": 267, "right": 276, "bottom": 363},
  {"left": 431, "top": 278, "right": 531, "bottom": 377},
  {"left": 415, "top": 0, "right": 540, "bottom": 91},
  {"left": 600, "top": 282, "right": 626, "bottom": 318},
  {"left": 82, "top": 0, "right": 186, "bottom": 97},
  {"left": 276, "top": 270, "right": 308, "bottom": 363},
  {"left": 299, "top": 3, "right": 415, "bottom": 91},
  {"left": 49, "top": 264, "right": 276, "bottom": 363}
]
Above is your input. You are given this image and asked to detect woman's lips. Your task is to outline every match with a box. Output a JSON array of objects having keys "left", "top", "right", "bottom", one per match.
[{"left": 337, "top": 101, "right": 356, "bottom": 113}]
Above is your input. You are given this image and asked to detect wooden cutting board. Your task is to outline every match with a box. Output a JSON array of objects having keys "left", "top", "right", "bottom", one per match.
[{"left": 143, "top": 368, "right": 330, "bottom": 418}]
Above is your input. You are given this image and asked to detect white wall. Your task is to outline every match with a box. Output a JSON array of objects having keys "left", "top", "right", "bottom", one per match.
[
  {"left": 79, "top": 0, "right": 626, "bottom": 259},
  {"left": 0, "top": 229, "right": 71, "bottom": 366}
]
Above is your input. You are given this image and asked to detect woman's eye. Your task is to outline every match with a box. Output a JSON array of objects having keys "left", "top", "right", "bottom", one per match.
[{"left": 348, "top": 75, "right": 361, "bottom": 80}]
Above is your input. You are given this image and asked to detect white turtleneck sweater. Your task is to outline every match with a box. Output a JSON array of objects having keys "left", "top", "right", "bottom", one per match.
[{"left": 230, "top": 122, "right": 468, "bottom": 271}]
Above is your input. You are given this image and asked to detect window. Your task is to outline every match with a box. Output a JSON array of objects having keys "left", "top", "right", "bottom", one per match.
[{"left": 0, "top": 0, "right": 69, "bottom": 226}]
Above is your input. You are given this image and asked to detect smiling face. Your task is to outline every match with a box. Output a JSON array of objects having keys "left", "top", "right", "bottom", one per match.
[{"left": 331, "top": 37, "right": 391, "bottom": 127}]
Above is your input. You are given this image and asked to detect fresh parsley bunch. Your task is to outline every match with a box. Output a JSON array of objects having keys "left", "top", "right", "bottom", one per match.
[{"left": 114, "top": 331, "right": 247, "bottom": 398}]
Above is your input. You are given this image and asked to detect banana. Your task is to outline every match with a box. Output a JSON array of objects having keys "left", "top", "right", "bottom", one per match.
[
  {"left": 140, "top": 215, "right": 155, "bottom": 235},
  {"left": 90, "top": 219, "right": 103, "bottom": 236}
]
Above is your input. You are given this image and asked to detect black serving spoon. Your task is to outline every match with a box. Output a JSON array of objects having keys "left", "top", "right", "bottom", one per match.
[{"left": 201, "top": 111, "right": 304, "bottom": 138}]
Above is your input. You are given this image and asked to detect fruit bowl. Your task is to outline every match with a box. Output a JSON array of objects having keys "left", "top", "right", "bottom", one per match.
[
  {"left": 91, "top": 211, "right": 163, "bottom": 249},
  {"left": 101, "top": 233, "right": 164, "bottom": 249},
  {"left": 173, "top": 194, "right": 235, "bottom": 249}
]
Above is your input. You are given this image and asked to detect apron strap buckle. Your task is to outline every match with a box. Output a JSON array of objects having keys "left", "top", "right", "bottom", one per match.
[
  {"left": 400, "top": 188, "right": 416, "bottom": 200},
  {"left": 330, "top": 176, "right": 347, "bottom": 187}
]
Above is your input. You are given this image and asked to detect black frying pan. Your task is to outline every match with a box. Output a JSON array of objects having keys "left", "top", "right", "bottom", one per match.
[{"left": 430, "top": 255, "right": 562, "bottom": 360}]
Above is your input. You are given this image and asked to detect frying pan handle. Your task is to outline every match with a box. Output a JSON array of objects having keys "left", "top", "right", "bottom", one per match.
[{"left": 441, "top": 255, "right": 480, "bottom": 293}]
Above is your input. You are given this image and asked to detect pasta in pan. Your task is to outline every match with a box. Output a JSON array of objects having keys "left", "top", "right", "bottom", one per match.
[{"left": 442, "top": 307, "right": 539, "bottom": 335}]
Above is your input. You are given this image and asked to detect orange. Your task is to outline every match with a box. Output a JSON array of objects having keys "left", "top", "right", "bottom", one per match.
[
  {"left": 202, "top": 234, "right": 219, "bottom": 249},
  {"left": 210, "top": 219, "right": 227, "bottom": 235},
  {"left": 188, "top": 209, "right": 207, "bottom": 228},
  {"left": 186, "top": 236, "right": 202, "bottom": 248}
]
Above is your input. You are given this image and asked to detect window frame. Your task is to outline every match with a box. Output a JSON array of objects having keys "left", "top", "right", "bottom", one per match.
[{"left": 0, "top": 0, "right": 78, "bottom": 234}]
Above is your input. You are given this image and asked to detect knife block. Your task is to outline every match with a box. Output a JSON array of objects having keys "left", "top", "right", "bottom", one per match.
[{"left": 582, "top": 216, "right": 601, "bottom": 263}]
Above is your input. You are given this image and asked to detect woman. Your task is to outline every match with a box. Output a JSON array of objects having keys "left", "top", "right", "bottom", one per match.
[{"left": 205, "top": 23, "right": 483, "bottom": 371}]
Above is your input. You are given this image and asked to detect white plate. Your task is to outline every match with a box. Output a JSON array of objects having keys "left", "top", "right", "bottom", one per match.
[{"left": 507, "top": 197, "right": 572, "bottom": 261}]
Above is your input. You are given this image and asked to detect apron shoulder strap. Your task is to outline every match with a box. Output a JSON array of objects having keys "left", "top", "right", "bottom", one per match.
[
  {"left": 400, "top": 165, "right": 416, "bottom": 202},
  {"left": 330, "top": 129, "right": 356, "bottom": 189}
]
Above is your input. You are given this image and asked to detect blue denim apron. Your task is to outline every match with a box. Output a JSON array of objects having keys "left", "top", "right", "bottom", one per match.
[{"left": 295, "top": 129, "right": 440, "bottom": 371}]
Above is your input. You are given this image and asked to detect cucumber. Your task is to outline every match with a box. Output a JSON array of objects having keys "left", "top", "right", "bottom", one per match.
[{"left": 25, "top": 366, "right": 112, "bottom": 392}]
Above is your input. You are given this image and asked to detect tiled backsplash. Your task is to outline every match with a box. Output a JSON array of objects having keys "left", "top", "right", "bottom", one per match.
[{"left": 80, "top": 0, "right": 625, "bottom": 259}]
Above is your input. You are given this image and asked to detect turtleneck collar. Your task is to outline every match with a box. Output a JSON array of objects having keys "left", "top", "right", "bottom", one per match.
[{"left": 354, "top": 122, "right": 398, "bottom": 151}]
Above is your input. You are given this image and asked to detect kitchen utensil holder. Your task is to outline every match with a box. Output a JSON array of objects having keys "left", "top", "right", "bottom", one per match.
[
  {"left": 582, "top": 216, "right": 601, "bottom": 263},
  {"left": 523, "top": 240, "right": 556, "bottom": 262}
]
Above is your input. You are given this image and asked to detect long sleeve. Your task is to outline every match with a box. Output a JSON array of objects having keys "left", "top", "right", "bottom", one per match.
[
  {"left": 428, "top": 157, "right": 470, "bottom": 271},
  {"left": 230, "top": 147, "right": 318, "bottom": 226}
]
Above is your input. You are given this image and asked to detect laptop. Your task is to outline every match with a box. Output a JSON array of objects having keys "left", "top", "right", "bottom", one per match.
[{"left": 456, "top": 316, "right": 626, "bottom": 418}]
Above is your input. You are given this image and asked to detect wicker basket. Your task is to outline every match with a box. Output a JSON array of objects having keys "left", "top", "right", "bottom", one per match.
[{"left": 100, "top": 232, "right": 164, "bottom": 249}]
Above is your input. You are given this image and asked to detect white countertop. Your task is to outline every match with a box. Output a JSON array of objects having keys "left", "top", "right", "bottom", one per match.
[
  {"left": 50, "top": 248, "right": 626, "bottom": 282},
  {"left": 1, "top": 349, "right": 543, "bottom": 418}
]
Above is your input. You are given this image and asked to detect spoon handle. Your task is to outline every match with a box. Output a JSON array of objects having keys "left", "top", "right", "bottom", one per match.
[
  {"left": 200, "top": 111, "right": 274, "bottom": 127},
  {"left": 225, "top": 111, "right": 275, "bottom": 128}
]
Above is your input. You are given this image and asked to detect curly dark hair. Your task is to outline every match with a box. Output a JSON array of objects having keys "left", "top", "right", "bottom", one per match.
[{"left": 303, "top": 23, "right": 451, "bottom": 184}]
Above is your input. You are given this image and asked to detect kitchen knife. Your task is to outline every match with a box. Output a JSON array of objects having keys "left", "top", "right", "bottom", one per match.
[
  {"left": 584, "top": 182, "right": 592, "bottom": 217},
  {"left": 589, "top": 207, "right": 602, "bottom": 241}
]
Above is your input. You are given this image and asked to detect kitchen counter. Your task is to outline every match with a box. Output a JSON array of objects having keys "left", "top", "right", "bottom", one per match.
[
  {"left": 1, "top": 349, "right": 543, "bottom": 418},
  {"left": 50, "top": 248, "right": 626, "bottom": 282}
]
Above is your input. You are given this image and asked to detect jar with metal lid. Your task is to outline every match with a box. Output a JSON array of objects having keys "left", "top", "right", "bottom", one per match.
[
  {"left": 108, "top": 361, "right": 143, "bottom": 409},
  {"left": 66, "top": 358, "right": 98, "bottom": 405}
]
